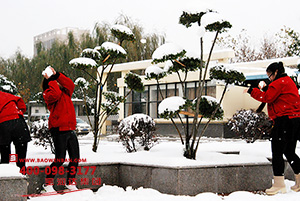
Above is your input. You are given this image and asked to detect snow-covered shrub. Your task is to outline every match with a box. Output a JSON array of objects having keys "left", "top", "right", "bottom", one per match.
[
  {"left": 118, "top": 114, "right": 157, "bottom": 152},
  {"left": 227, "top": 109, "right": 272, "bottom": 143},
  {"left": 31, "top": 120, "right": 55, "bottom": 153}
]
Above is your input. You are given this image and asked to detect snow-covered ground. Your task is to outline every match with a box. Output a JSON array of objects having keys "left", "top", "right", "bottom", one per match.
[{"left": 3, "top": 133, "right": 300, "bottom": 200}]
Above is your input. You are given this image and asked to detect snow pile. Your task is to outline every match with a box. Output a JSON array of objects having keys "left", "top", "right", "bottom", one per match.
[
  {"left": 69, "top": 57, "right": 97, "bottom": 67},
  {"left": 158, "top": 96, "right": 185, "bottom": 114},
  {"left": 111, "top": 24, "right": 133, "bottom": 36},
  {"left": 100, "top": 42, "right": 127, "bottom": 55},
  {"left": 0, "top": 164, "right": 24, "bottom": 177},
  {"left": 29, "top": 181, "right": 300, "bottom": 201},
  {"left": 152, "top": 43, "right": 184, "bottom": 60}
]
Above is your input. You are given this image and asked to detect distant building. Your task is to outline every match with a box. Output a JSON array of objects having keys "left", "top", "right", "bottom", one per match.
[
  {"left": 33, "top": 27, "right": 89, "bottom": 56},
  {"left": 28, "top": 98, "right": 85, "bottom": 118}
]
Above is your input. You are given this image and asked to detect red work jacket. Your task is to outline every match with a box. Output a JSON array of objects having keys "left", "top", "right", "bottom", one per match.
[
  {"left": 43, "top": 73, "right": 76, "bottom": 131},
  {"left": 251, "top": 75, "right": 300, "bottom": 120},
  {"left": 0, "top": 91, "right": 26, "bottom": 123}
]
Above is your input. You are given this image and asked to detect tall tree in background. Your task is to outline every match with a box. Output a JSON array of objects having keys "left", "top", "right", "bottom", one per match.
[
  {"left": 216, "top": 26, "right": 300, "bottom": 62},
  {"left": 0, "top": 14, "right": 165, "bottom": 104}
]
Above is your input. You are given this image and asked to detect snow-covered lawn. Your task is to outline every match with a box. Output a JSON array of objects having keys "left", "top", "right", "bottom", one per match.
[{"left": 4, "top": 133, "right": 300, "bottom": 200}]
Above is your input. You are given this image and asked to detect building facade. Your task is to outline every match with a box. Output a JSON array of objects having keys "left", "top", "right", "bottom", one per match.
[{"left": 33, "top": 27, "right": 89, "bottom": 56}]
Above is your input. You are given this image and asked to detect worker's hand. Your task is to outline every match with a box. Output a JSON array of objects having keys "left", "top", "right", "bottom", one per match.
[
  {"left": 243, "top": 88, "right": 249, "bottom": 93},
  {"left": 258, "top": 81, "right": 266, "bottom": 90}
]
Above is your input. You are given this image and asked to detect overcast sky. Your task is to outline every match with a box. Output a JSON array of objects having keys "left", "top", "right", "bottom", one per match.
[{"left": 1, "top": 0, "right": 300, "bottom": 59}]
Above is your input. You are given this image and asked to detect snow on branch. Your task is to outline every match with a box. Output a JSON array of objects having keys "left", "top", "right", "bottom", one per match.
[
  {"left": 69, "top": 57, "right": 97, "bottom": 69},
  {"left": 75, "top": 77, "right": 90, "bottom": 89},
  {"left": 158, "top": 96, "right": 186, "bottom": 114},
  {"left": 145, "top": 65, "right": 165, "bottom": 80},
  {"left": 152, "top": 43, "right": 185, "bottom": 61},
  {"left": 111, "top": 24, "right": 134, "bottom": 36},
  {"left": 81, "top": 48, "right": 101, "bottom": 60},
  {"left": 100, "top": 42, "right": 127, "bottom": 55}
]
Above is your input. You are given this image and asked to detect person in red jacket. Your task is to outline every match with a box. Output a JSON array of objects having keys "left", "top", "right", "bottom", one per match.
[
  {"left": 245, "top": 61, "right": 300, "bottom": 195},
  {"left": 41, "top": 67, "right": 80, "bottom": 193},
  {"left": 0, "top": 91, "right": 31, "bottom": 171}
]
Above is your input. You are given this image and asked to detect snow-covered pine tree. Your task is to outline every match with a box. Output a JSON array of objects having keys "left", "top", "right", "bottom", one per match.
[
  {"left": 69, "top": 24, "right": 144, "bottom": 152},
  {"left": 146, "top": 8, "right": 245, "bottom": 159}
]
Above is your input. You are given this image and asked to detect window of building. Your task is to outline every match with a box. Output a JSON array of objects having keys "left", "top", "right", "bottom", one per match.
[{"left": 124, "top": 81, "right": 216, "bottom": 118}]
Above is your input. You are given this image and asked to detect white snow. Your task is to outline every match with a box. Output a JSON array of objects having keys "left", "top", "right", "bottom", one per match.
[
  {"left": 181, "top": 1, "right": 212, "bottom": 14},
  {"left": 74, "top": 77, "right": 89, "bottom": 89},
  {"left": 11, "top": 135, "right": 299, "bottom": 201},
  {"left": 285, "top": 67, "right": 297, "bottom": 77},
  {"left": 42, "top": 66, "right": 53, "bottom": 77},
  {"left": 197, "top": 25, "right": 206, "bottom": 38},
  {"left": 158, "top": 96, "right": 186, "bottom": 114},
  {"left": 81, "top": 48, "right": 101, "bottom": 57},
  {"left": 1, "top": 85, "right": 13, "bottom": 92},
  {"left": 145, "top": 65, "right": 164, "bottom": 76},
  {"left": 0, "top": 164, "right": 24, "bottom": 177},
  {"left": 100, "top": 41, "right": 127, "bottom": 55},
  {"left": 164, "top": 60, "right": 173, "bottom": 72},
  {"left": 201, "top": 95, "right": 218, "bottom": 104},
  {"left": 201, "top": 12, "right": 226, "bottom": 27},
  {"left": 152, "top": 43, "right": 184, "bottom": 60},
  {"left": 111, "top": 24, "right": 133, "bottom": 36},
  {"left": 0, "top": 74, "right": 17, "bottom": 93},
  {"left": 69, "top": 57, "right": 97, "bottom": 67}
]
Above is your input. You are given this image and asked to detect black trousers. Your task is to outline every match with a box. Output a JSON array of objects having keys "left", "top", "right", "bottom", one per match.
[
  {"left": 271, "top": 116, "right": 300, "bottom": 176},
  {"left": 0, "top": 142, "right": 28, "bottom": 169},
  {"left": 0, "top": 117, "right": 31, "bottom": 170},
  {"left": 46, "top": 130, "right": 80, "bottom": 184}
]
